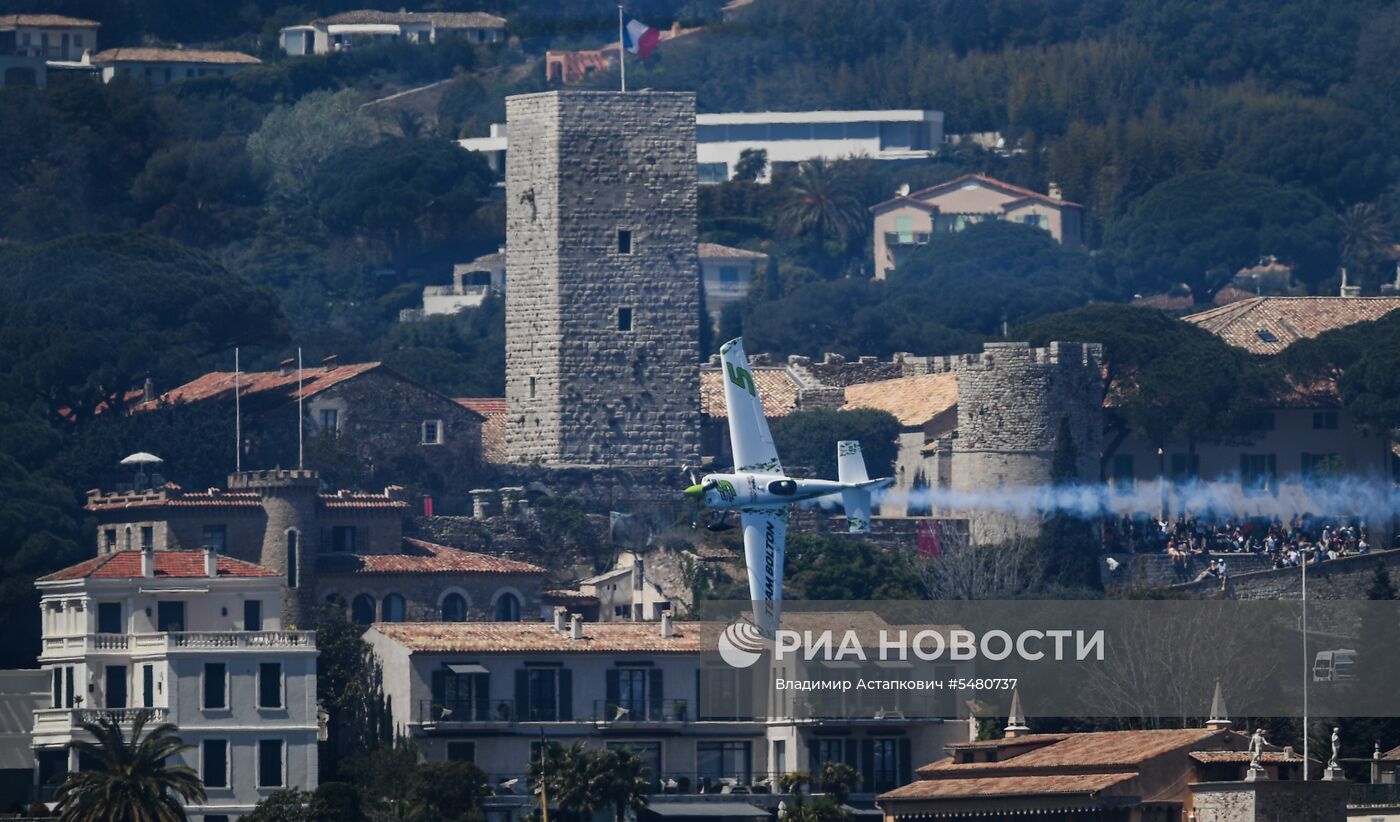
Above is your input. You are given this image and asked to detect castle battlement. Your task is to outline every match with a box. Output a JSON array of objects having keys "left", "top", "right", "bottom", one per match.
[{"left": 227, "top": 468, "right": 320, "bottom": 490}]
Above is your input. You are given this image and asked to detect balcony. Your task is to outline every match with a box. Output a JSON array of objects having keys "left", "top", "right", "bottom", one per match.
[
  {"left": 34, "top": 707, "right": 170, "bottom": 736},
  {"left": 883, "top": 231, "right": 930, "bottom": 247},
  {"left": 593, "top": 699, "right": 690, "bottom": 726},
  {"left": 1350, "top": 783, "right": 1400, "bottom": 807},
  {"left": 42, "top": 631, "right": 315, "bottom": 655},
  {"left": 418, "top": 699, "right": 516, "bottom": 727}
]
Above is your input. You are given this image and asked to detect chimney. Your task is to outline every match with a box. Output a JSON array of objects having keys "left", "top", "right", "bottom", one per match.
[
  {"left": 322, "top": 354, "right": 338, "bottom": 372},
  {"left": 1047, "top": 182, "right": 1063, "bottom": 200},
  {"left": 633, "top": 559, "right": 644, "bottom": 592},
  {"left": 140, "top": 545, "right": 154, "bottom": 578},
  {"left": 569, "top": 613, "right": 583, "bottom": 640},
  {"left": 278, "top": 357, "right": 295, "bottom": 376},
  {"left": 1340, "top": 267, "right": 1362, "bottom": 298},
  {"left": 671, "top": 21, "right": 682, "bottom": 35},
  {"left": 143, "top": 377, "right": 156, "bottom": 403},
  {"left": 204, "top": 548, "right": 218, "bottom": 578},
  {"left": 660, "top": 611, "right": 674, "bottom": 638},
  {"left": 554, "top": 607, "right": 568, "bottom": 632},
  {"left": 1205, "top": 680, "right": 1231, "bottom": 730}
]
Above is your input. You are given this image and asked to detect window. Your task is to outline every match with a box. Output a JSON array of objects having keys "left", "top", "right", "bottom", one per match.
[
  {"left": 201, "top": 524, "right": 226, "bottom": 553},
  {"left": 74, "top": 34, "right": 83, "bottom": 48},
  {"left": 51, "top": 668, "right": 61, "bottom": 707},
  {"left": 697, "top": 741, "right": 751, "bottom": 784},
  {"left": 1313, "top": 411, "right": 1339, "bottom": 430},
  {"left": 203, "top": 740, "right": 228, "bottom": 788},
  {"left": 447, "top": 741, "right": 476, "bottom": 762},
  {"left": 516, "top": 666, "right": 572, "bottom": 721},
  {"left": 286, "top": 530, "right": 298, "bottom": 589},
  {"left": 257, "top": 739, "right": 284, "bottom": 788},
  {"left": 617, "top": 229, "right": 633, "bottom": 254},
  {"left": 869, "top": 738, "right": 905, "bottom": 793},
  {"left": 259, "top": 662, "right": 283, "bottom": 709},
  {"left": 1241, "top": 454, "right": 1278, "bottom": 494},
  {"left": 140, "top": 526, "right": 154, "bottom": 550},
  {"left": 698, "top": 162, "right": 729, "bottom": 184},
  {"left": 1021, "top": 214, "right": 1045, "bottom": 229},
  {"left": 351, "top": 594, "right": 376, "bottom": 626},
  {"left": 495, "top": 592, "right": 520, "bottom": 621},
  {"left": 332, "top": 526, "right": 356, "bottom": 553},
  {"left": 718, "top": 265, "right": 741, "bottom": 284},
  {"left": 774, "top": 740, "right": 787, "bottom": 775},
  {"left": 97, "top": 602, "right": 123, "bottom": 634},
  {"left": 894, "top": 216, "right": 914, "bottom": 244},
  {"left": 1170, "top": 453, "right": 1200, "bottom": 483},
  {"left": 319, "top": 408, "right": 339, "bottom": 433},
  {"left": 105, "top": 665, "right": 127, "bottom": 709},
  {"left": 157, "top": 601, "right": 185, "bottom": 632},
  {"left": 421, "top": 420, "right": 442, "bottom": 445},
  {"left": 441, "top": 593, "right": 467, "bottom": 622},
  {"left": 1256, "top": 329, "right": 1279, "bottom": 344},
  {"left": 529, "top": 376, "right": 537, "bottom": 399},
  {"left": 204, "top": 663, "right": 227, "bottom": 710},
  {"left": 64, "top": 666, "right": 75, "bottom": 708},
  {"left": 607, "top": 742, "right": 661, "bottom": 786},
  {"left": 103, "top": 529, "right": 117, "bottom": 551},
  {"left": 244, "top": 599, "right": 263, "bottom": 632},
  {"left": 381, "top": 594, "right": 406, "bottom": 622},
  {"left": 617, "top": 307, "right": 633, "bottom": 332},
  {"left": 1110, "top": 454, "right": 1134, "bottom": 491},
  {"left": 1302, "top": 453, "right": 1340, "bottom": 480},
  {"left": 142, "top": 665, "right": 154, "bottom": 708},
  {"left": 432, "top": 665, "right": 490, "bottom": 720}
]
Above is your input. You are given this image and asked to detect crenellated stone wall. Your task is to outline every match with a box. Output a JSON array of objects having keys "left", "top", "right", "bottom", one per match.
[{"left": 504, "top": 90, "right": 701, "bottom": 467}]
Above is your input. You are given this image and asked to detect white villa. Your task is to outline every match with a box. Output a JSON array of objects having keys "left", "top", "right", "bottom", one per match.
[
  {"left": 280, "top": 10, "right": 505, "bottom": 56},
  {"left": 33, "top": 548, "right": 317, "bottom": 821}
]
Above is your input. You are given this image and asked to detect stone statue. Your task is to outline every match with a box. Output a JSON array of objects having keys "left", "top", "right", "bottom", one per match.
[
  {"left": 1249, "top": 728, "right": 1267, "bottom": 771},
  {"left": 1330, "top": 727, "right": 1340, "bottom": 770}
]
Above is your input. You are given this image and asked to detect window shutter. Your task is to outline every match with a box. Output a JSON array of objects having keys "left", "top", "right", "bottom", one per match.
[
  {"left": 558, "top": 669, "right": 573, "bottom": 721},
  {"left": 898, "top": 738, "right": 913, "bottom": 787},
  {"left": 860, "top": 739, "right": 875, "bottom": 792},
  {"left": 807, "top": 740, "right": 821, "bottom": 775},
  {"left": 606, "top": 669, "right": 620, "bottom": 716},
  {"left": 431, "top": 670, "right": 446, "bottom": 704},
  {"left": 844, "top": 738, "right": 858, "bottom": 768},
  {"left": 514, "top": 670, "right": 529, "bottom": 721},
  {"left": 649, "top": 669, "right": 664, "bottom": 718},
  {"left": 474, "top": 673, "right": 490, "bottom": 721}
]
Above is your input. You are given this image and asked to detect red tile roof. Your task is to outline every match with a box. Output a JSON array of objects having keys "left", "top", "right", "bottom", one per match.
[
  {"left": 1188, "top": 751, "right": 1299, "bottom": 764},
  {"left": 842, "top": 372, "right": 958, "bottom": 427},
  {"left": 922, "top": 728, "right": 1229, "bottom": 775},
  {"left": 370, "top": 620, "right": 708, "bottom": 653},
  {"left": 698, "top": 242, "right": 768, "bottom": 261},
  {"left": 0, "top": 14, "right": 100, "bottom": 27},
  {"left": 1184, "top": 296, "right": 1400, "bottom": 356},
  {"left": 701, "top": 367, "right": 802, "bottom": 418},
  {"left": 872, "top": 173, "right": 1084, "bottom": 212},
  {"left": 135, "top": 362, "right": 382, "bottom": 412},
  {"left": 92, "top": 48, "right": 261, "bottom": 65},
  {"left": 318, "top": 538, "right": 545, "bottom": 576},
  {"left": 542, "top": 589, "right": 601, "bottom": 605},
  {"left": 880, "top": 771, "right": 1136, "bottom": 800},
  {"left": 40, "top": 550, "right": 276, "bottom": 582}
]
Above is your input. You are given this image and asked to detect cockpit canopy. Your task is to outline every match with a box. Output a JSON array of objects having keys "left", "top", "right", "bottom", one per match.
[{"left": 767, "top": 479, "right": 797, "bottom": 496}]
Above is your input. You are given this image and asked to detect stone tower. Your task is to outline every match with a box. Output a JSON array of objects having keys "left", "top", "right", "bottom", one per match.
[
  {"left": 951, "top": 341, "right": 1103, "bottom": 543},
  {"left": 228, "top": 469, "right": 320, "bottom": 626},
  {"left": 504, "top": 90, "right": 701, "bottom": 467}
]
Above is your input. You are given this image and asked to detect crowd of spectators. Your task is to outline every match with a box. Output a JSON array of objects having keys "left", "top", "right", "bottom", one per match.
[{"left": 1104, "top": 514, "right": 1376, "bottom": 585}]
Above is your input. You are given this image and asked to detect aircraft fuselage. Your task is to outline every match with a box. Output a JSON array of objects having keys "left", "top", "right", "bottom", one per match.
[{"left": 689, "top": 472, "right": 846, "bottom": 509}]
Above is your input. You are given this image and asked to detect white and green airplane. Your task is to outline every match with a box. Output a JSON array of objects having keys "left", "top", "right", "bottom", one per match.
[{"left": 684, "top": 337, "right": 893, "bottom": 637}]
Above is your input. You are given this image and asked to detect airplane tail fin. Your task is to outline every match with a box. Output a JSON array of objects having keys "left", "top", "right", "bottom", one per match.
[{"left": 837, "top": 440, "right": 869, "bottom": 484}]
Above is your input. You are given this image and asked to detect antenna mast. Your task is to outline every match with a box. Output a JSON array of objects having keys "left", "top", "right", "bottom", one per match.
[
  {"left": 234, "top": 348, "right": 242, "bottom": 472},
  {"left": 297, "top": 348, "right": 304, "bottom": 469}
]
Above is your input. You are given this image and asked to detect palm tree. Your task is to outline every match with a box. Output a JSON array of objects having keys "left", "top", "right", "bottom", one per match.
[
  {"left": 530, "top": 742, "right": 650, "bottom": 822},
  {"left": 1339, "top": 202, "right": 1393, "bottom": 268},
  {"left": 54, "top": 710, "right": 206, "bottom": 822},
  {"left": 776, "top": 159, "right": 865, "bottom": 247}
]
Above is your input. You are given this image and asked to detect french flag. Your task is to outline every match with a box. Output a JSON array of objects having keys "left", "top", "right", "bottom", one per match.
[{"left": 622, "top": 15, "right": 660, "bottom": 60}]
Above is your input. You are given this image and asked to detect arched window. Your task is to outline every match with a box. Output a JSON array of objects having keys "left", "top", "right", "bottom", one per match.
[
  {"left": 441, "top": 593, "right": 467, "bottom": 622},
  {"left": 351, "top": 594, "right": 376, "bottom": 626},
  {"left": 286, "top": 531, "right": 299, "bottom": 589},
  {"left": 494, "top": 592, "right": 520, "bottom": 622},
  {"left": 382, "top": 594, "right": 406, "bottom": 623}
]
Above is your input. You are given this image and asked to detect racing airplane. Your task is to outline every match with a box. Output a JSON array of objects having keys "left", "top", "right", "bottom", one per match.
[{"left": 685, "top": 337, "right": 893, "bottom": 637}]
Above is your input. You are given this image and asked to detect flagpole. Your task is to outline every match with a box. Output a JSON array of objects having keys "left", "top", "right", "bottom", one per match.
[
  {"left": 618, "top": 5, "right": 626, "bottom": 92},
  {"left": 234, "top": 348, "right": 241, "bottom": 472},
  {"left": 297, "top": 348, "right": 304, "bottom": 470}
]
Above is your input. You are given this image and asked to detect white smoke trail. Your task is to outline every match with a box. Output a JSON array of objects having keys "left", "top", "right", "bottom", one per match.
[{"left": 876, "top": 475, "right": 1400, "bottom": 522}]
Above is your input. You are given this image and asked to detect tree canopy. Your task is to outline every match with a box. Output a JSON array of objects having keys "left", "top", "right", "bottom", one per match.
[{"left": 771, "top": 408, "right": 901, "bottom": 479}]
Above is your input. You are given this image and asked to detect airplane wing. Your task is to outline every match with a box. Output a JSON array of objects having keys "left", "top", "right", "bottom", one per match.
[
  {"left": 719, "top": 338, "right": 783, "bottom": 475},
  {"left": 741, "top": 507, "right": 787, "bottom": 638}
]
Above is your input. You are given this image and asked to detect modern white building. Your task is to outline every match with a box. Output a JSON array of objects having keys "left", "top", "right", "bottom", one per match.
[
  {"left": 458, "top": 109, "right": 945, "bottom": 184},
  {"left": 696, "top": 110, "right": 944, "bottom": 183},
  {"left": 92, "top": 48, "right": 260, "bottom": 86},
  {"left": 33, "top": 548, "right": 317, "bottom": 821},
  {"left": 280, "top": 10, "right": 505, "bottom": 56},
  {"left": 364, "top": 613, "right": 970, "bottom": 819},
  {"left": 0, "top": 14, "right": 101, "bottom": 87}
]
